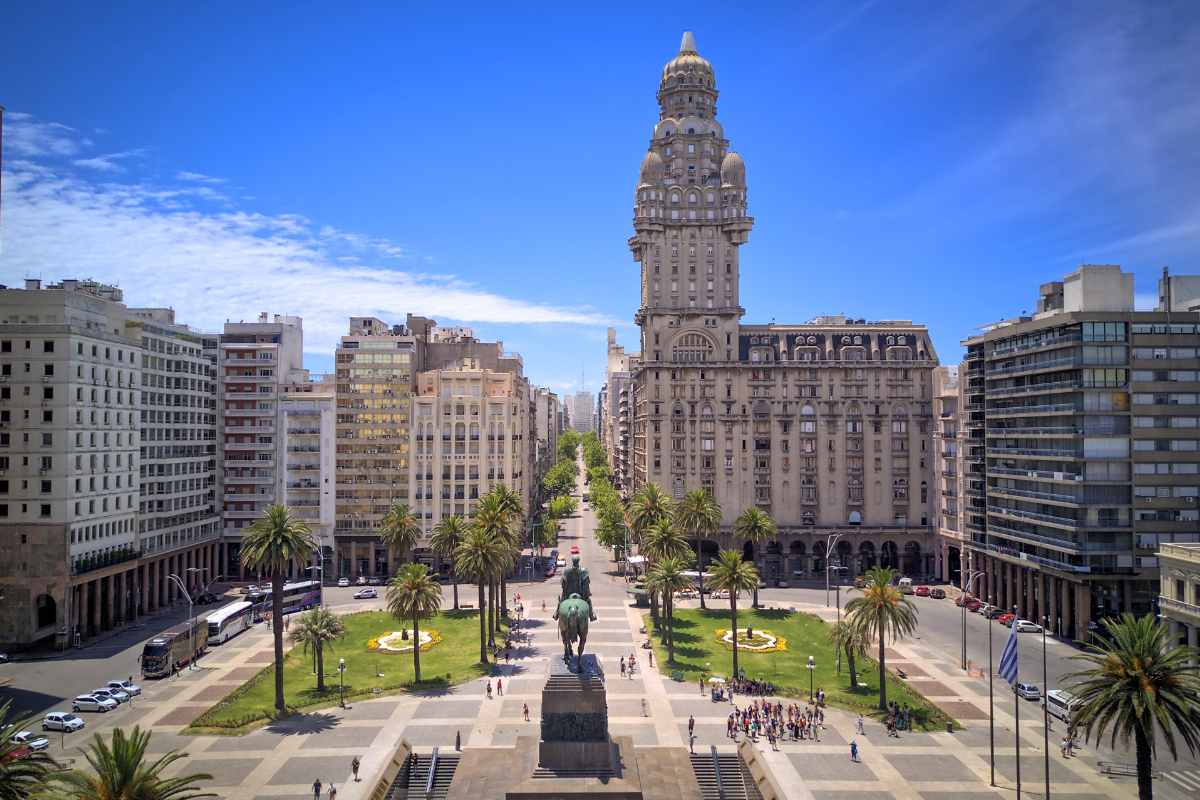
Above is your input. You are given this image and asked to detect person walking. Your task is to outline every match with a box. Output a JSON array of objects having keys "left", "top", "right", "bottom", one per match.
[
  {"left": 328, "top": 784, "right": 336, "bottom": 800},
  {"left": 497, "top": 677, "right": 503, "bottom": 696},
  {"left": 351, "top": 756, "right": 361, "bottom": 782},
  {"left": 850, "top": 740, "right": 859, "bottom": 763},
  {"left": 486, "top": 680, "right": 493, "bottom": 699},
  {"left": 688, "top": 715, "right": 695, "bottom": 737},
  {"left": 689, "top": 732, "right": 696, "bottom": 754},
  {"left": 620, "top": 657, "right": 626, "bottom": 678},
  {"left": 523, "top": 703, "right": 530, "bottom": 721},
  {"left": 648, "top": 649, "right": 654, "bottom": 667},
  {"left": 312, "top": 779, "right": 323, "bottom": 800},
  {"left": 699, "top": 676, "right": 705, "bottom": 696},
  {"left": 856, "top": 714, "right": 865, "bottom": 735}
]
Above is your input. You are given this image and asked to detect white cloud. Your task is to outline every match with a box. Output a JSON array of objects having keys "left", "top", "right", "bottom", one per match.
[
  {"left": 72, "top": 149, "right": 145, "bottom": 173},
  {"left": 176, "top": 170, "right": 227, "bottom": 184},
  {"left": 0, "top": 122, "right": 613, "bottom": 358},
  {"left": 3, "top": 112, "right": 81, "bottom": 158}
]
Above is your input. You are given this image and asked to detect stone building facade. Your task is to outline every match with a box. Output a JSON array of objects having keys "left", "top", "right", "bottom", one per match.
[
  {"left": 1159, "top": 542, "right": 1200, "bottom": 660},
  {"left": 624, "top": 34, "right": 940, "bottom": 582}
]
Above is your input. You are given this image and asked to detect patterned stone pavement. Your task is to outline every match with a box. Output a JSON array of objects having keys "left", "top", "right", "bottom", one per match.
[{"left": 44, "top": 495, "right": 1149, "bottom": 800}]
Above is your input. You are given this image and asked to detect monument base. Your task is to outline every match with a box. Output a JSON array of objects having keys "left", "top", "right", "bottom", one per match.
[{"left": 505, "top": 735, "right": 644, "bottom": 800}]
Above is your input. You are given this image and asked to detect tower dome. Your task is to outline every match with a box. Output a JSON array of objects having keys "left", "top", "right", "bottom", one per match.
[
  {"left": 721, "top": 151, "right": 745, "bottom": 186},
  {"left": 660, "top": 31, "right": 715, "bottom": 91},
  {"left": 639, "top": 151, "right": 665, "bottom": 184}
]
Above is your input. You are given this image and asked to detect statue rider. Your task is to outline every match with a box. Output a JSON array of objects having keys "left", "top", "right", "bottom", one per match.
[{"left": 553, "top": 555, "right": 597, "bottom": 622}]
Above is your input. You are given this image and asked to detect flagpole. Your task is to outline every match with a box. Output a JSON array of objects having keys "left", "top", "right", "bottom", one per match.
[
  {"left": 1014, "top": 606, "right": 1022, "bottom": 800},
  {"left": 989, "top": 612, "right": 995, "bottom": 786},
  {"left": 1042, "top": 614, "right": 1050, "bottom": 800}
]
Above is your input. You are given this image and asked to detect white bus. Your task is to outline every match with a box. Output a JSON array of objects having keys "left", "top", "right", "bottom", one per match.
[
  {"left": 898, "top": 577, "right": 915, "bottom": 595},
  {"left": 1045, "top": 689, "right": 1081, "bottom": 722},
  {"left": 206, "top": 601, "right": 254, "bottom": 644}
]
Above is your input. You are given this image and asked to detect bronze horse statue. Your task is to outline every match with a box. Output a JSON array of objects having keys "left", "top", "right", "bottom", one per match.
[{"left": 557, "top": 593, "right": 590, "bottom": 672}]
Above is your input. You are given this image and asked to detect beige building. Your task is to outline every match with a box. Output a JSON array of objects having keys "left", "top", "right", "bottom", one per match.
[
  {"left": 959, "top": 265, "right": 1200, "bottom": 640},
  {"left": 601, "top": 328, "right": 637, "bottom": 491},
  {"left": 624, "top": 34, "right": 940, "bottom": 582},
  {"left": 218, "top": 312, "right": 305, "bottom": 578},
  {"left": 281, "top": 372, "right": 337, "bottom": 577},
  {"left": 933, "top": 366, "right": 964, "bottom": 583},
  {"left": 1159, "top": 542, "right": 1200, "bottom": 658},
  {"left": 0, "top": 280, "right": 220, "bottom": 649}
]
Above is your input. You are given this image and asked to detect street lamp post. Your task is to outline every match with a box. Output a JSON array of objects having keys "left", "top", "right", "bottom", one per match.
[
  {"left": 806, "top": 655, "right": 816, "bottom": 702},
  {"left": 338, "top": 657, "right": 347, "bottom": 708},
  {"left": 961, "top": 569, "right": 985, "bottom": 670},
  {"left": 824, "top": 532, "right": 845, "bottom": 608}
]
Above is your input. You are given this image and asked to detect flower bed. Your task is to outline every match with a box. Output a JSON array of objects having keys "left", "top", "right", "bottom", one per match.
[
  {"left": 368, "top": 629, "right": 443, "bottom": 654},
  {"left": 714, "top": 627, "right": 787, "bottom": 653}
]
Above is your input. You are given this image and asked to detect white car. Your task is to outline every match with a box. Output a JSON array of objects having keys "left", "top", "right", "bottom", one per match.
[
  {"left": 107, "top": 679, "right": 141, "bottom": 697},
  {"left": 12, "top": 731, "right": 51, "bottom": 751},
  {"left": 92, "top": 687, "right": 129, "bottom": 704},
  {"left": 1015, "top": 682, "right": 1042, "bottom": 701},
  {"left": 337, "top": 577, "right": 350, "bottom": 588},
  {"left": 72, "top": 694, "right": 118, "bottom": 713},
  {"left": 353, "top": 588, "right": 378, "bottom": 599},
  {"left": 42, "top": 712, "right": 85, "bottom": 732},
  {"left": 356, "top": 576, "right": 369, "bottom": 586},
  {"left": 556, "top": 558, "right": 566, "bottom": 568},
  {"left": 1014, "top": 620, "right": 1044, "bottom": 634}
]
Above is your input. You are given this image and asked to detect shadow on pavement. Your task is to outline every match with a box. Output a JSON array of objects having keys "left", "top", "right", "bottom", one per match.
[
  {"left": 0, "top": 685, "right": 73, "bottom": 718},
  {"left": 264, "top": 711, "right": 340, "bottom": 736}
]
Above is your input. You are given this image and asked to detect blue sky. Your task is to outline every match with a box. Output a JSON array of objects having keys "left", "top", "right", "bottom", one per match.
[{"left": 3, "top": 2, "right": 1198, "bottom": 394}]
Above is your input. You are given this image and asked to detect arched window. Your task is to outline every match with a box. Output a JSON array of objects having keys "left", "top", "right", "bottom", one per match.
[
  {"left": 671, "top": 192, "right": 681, "bottom": 204},
  {"left": 688, "top": 193, "right": 698, "bottom": 204},
  {"left": 672, "top": 333, "right": 714, "bottom": 363}
]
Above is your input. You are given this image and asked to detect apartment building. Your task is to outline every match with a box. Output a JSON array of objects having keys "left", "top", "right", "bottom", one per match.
[
  {"left": 933, "top": 366, "right": 963, "bottom": 584},
  {"left": 218, "top": 313, "right": 304, "bottom": 578},
  {"left": 624, "top": 34, "right": 940, "bottom": 583},
  {"left": 602, "top": 327, "right": 638, "bottom": 491},
  {"left": 127, "top": 307, "right": 221, "bottom": 606},
  {"left": 281, "top": 372, "right": 336, "bottom": 579},
  {"left": 959, "top": 265, "right": 1200, "bottom": 641},
  {"left": 533, "top": 386, "right": 561, "bottom": 481},
  {"left": 1158, "top": 542, "right": 1200, "bottom": 658}
]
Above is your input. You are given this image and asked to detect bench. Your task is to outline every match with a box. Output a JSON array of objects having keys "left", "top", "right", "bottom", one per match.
[{"left": 1098, "top": 761, "right": 1158, "bottom": 778}]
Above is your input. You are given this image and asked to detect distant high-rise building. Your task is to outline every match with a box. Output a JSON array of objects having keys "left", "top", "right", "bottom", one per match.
[{"left": 570, "top": 390, "right": 595, "bottom": 433}]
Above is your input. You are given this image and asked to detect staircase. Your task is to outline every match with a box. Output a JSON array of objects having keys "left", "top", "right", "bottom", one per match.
[
  {"left": 690, "top": 748, "right": 763, "bottom": 800},
  {"left": 385, "top": 748, "right": 460, "bottom": 800}
]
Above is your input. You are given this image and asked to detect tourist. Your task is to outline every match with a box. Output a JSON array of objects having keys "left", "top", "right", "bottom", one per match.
[
  {"left": 850, "top": 740, "right": 859, "bottom": 763},
  {"left": 328, "top": 784, "right": 336, "bottom": 800},
  {"left": 1060, "top": 736, "right": 1069, "bottom": 758},
  {"left": 486, "top": 680, "right": 493, "bottom": 699},
  {"left": 523, "top": 703, "right": 530, "bottom": 721},
  {"left": 648, "top": 649, "right": 654, "bottom": 667},
  {"left": 689, "top": 732, "right": 696, "bottom": 754},
  {"left": 688, "top": 715, "right": 695, "bottom": 736},
  {"left": 620, "top": 657, "right": 626, "bottom": 678},
  {"left": 351, "top": 756, "right": 360, "bottom": 782},
  {"left": 699, "top": 677, "right": 705, "bottom": 696},
  {"left": 312, "top": 779, "right": 323, "bottom": 800},
  {"left": 856, "top": 714, "right": 865, "bottom": 735},
  {"left": 497, "top": 677, "right": 504, "bottom": 696},
  {"left": 641, "top": 698, "right": 648, "bottom": 717}
]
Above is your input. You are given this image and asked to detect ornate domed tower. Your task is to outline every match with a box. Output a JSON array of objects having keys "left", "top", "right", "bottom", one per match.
[{"left": 628, "top": 32, "right": 754, "bottom": 495}]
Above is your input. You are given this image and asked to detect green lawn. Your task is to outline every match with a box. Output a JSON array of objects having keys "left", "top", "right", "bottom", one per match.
[
  {"left": 188, "top": 610, "right": 503, "bottom": 733},
  {"left": 646, "top": 608, "right": 956, "bottom": 732}
]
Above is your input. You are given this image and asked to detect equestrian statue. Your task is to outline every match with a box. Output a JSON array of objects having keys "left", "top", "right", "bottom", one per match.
[{"left": 554, "top": 555, "right": 596, "bottom": 672}]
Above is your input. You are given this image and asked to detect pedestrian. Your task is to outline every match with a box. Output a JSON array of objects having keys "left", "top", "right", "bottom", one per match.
[
  {"left": 688, "top": 715, "right": 695, "bottom": 736},
  {"left": 1060, "top": 736, "right": 1069, "bottom": 758},
  {"left": 856, "top": 714, "right": 865, "bottom": 735},
  {"left": 523, "top": 703, "right": 530, "bottom": 721},
  {"left": 699, "top": 676, "right": 705, "bottom": 696},
  {"left": 689, "top": 732, "right": 696, "bottom": 754},
  {"left": 497, "top": 678, "right": 503, "bottom": 696},
  {"left": 312, "top": 779, "right": 323, "bottom": 800},
  {"left": 352, "top": 756, "right": 361, "bottom": 782},
  {"left": 620, "top": 657, "right": 626, "bottom": 678},
  {"left": 648, "top": 650, "right": 654, "bottom": 667},
  {"left": 850, "top": 740, "right": 859, "bottom": 763},
  {"left": 455, "top": 730, "right": 461, "bottom": 751},
  {"left": 641, "top": 698, "right": 648, "bottom": 717},
  {"left": 486, "top": 680, "right": 493, "bottom": 699},
  {"left": 505, "top": 647, "right": 511, "bottom": 665},
  {"left": 328, "top": 784, "right": 336, "bottom": 800}
]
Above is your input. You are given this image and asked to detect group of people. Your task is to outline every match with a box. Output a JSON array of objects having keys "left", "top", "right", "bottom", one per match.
[
  {"left": 619, "top": 653, "right": 638, "bottom": 678},
  {"left": 729, "top": 676, "right": 777, "bottom": 696},
  {"left": 310, "top": 758, "right": 360, "bottom": 800},
  {"left": 884, "top": 701, "right": 913, "bottom": 737},
  {"left": 726, "top": 699, "right": 826, "bottom": 748}
]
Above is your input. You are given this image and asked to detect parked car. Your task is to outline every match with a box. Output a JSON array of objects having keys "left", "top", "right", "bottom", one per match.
[
  {"left": 1014, "top": 620, "right": 1043, "bottom": 634},
  {"left": 246, "top": 584, "right": 260, "bottom": 594},
  {"left": 356, "top": 576, "right": 368, "bottom": 586},
  {"left": 975, "top": 603, "right": 994, "bottom": 616},
  {"left": 91, "top": 687, "right": 129, "bottom": 704},
  {"left": 337, "top": 577, "right": 350, "bottom": 588},
  {"left": 353, "top": 588, "right": 378, "bottom": 600},
  {"left": 915, "top": 586, "right": 930, "bottom": 597},
  {"left": 0, "top": 652, "right": 9, "bottom": 663},
  {"left": 1015, "top": 682, "right": 1042, "bottom": 701},
  {"left": 107, "top": 679, "right": 141, "bottom": 697},
  {"left": 42, "top": 712, "right": 85, "bottom": 732},
  {"left": 556, "top": 558, "right": 567, "bottom": 568},
  {"left": 570, "top": 545, "right": 581, "bottom": 554},
  {"left": 854, "top": 576, "right": 866, "bottom": 589},
  {"left": 955, "top": 594, "right": 972, "bottom": 607},
  {"left": 367, "top": 576, "right": 382, "bottom": 586},
  {"left": 965, "top": 599, "right": 983, "bottom": 612},
  {"left": 11, "top": 731, "right": 51, "bottom": 751},
  {"left": 984, "top": 607, "right": 1006, "bottom": 619},
  {"left": 929, "top": 587, "right": 946, "bottom": 599},
  {"left": 72, "top": 694, "right": 117, "bottom": 713},
  {"left": 997, "top": 613, "right": 1016, "bottom": 627}
]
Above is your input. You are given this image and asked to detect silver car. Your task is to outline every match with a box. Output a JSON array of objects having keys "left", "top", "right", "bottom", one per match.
[
  {"left": 12, "top": 731, "right": 51, "bottom": 751},
  {"left": 107, "top": 679, "right": 141, "bottom": 697},
  {"left": 92, "top": 687, "right": 129, "bottom": 704},
  {"left": 1015, "top": 682, "right": 1042, "bottom": 701},
  {"left": 42, "top": 712, "right": 85, "bottom": 732},
  {"left": 72, "top": 694, "right": 117, "bottom": 713}
]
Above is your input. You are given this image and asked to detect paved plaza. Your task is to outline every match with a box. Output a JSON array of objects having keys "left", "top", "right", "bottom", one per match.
[{"left": 22, "top": 497, "right": 1157, "bottom": 800}]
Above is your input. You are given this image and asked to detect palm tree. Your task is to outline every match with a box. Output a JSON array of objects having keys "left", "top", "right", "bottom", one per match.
[
  {"left": 829, "top": 619, "right": 871, "bottom": 690},
  {"left": 430, "top": 515, "right": 468, "bottom": 610},
  {"left": 629, "top": 483, "right": 673, "bottom": 545},
  {"left": 454, "top": 526, "right": 501, "bottom": 664},
  {"left": 380, "top": 501, "right": 422, "bottom": 575},
  {"left": 674, "top": 489, "right": 722, "bottom": 609},
  {"left": 0, "top": 699, "right": 58, "bottom": 800},
  {"left": 387, "top": 563, "right": 444, "bottom": 684},
  {"left": 51, "top": 726, "right": 216, "bottom": 800},
  {"left": 708, "top": 549, "right": 760, "bottom": 680},
  {"left": 1065, "top": 613, "right": 1200, "bottom": 800},
  {"left": 240, "top": 504, "right": 317, "bottom": 715},
  {"left": 486, "top": 485, "right": 524, "bottom": 613},
  {"left": 844, "top": 566, "right": 918, "bottom": 710},
  {"left": 644, "top": 555, "right": 693, "bottom": 665},
  {"left": 641, "top": 519, "right": 693, "bottom": 622},
  {"left": 475, "top": 493, "right": 516, "bottom": 643},
  {"left": 290, "top": 608, "right": 345, "bottom": 692},
  {"left": 733, "top": 506, "right": 776, "bottom": 610}
]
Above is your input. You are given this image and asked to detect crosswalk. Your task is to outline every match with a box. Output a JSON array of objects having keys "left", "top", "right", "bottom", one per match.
[{"left": 1162, "top": 768, "right": 1200, "bottom": 793}]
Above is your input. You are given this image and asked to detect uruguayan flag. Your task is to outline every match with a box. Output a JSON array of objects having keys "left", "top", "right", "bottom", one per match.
[{"left": 998, "top": 625, "right": 1019, "bottom": 686}]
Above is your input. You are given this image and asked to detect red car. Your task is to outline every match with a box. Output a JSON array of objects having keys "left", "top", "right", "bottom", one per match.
[
  {"left": 570, "top": 545, "right": 580, "bottom": 555},
  {"left": 965, "top": 599, "right": 983, "bottom": 612},
  {"left": 998, "top": 612, "right": 1016, "bottom": 626},
  {"left": 956, "top": 594, "right": 973, "bottom": 607},
  {"left": 914, "top": 586, "right": 930, "bottom": 597}
]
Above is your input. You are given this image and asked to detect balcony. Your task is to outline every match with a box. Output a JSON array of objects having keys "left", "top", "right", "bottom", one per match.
[
  {"left": 971, "top": 539, "right": 1091, "bottom": 573},
  {"left": 988, "top": 485, "right": 1081, "bottom": 505},
  {"left": 987, "top": 465, "right": 1083, "bottom": 482},
  {"left": 287, "top": 428, "right": 321, "bottom": 435},
  {"left": 225, "top": 390, "right": 270, "bottom": 400},
  {"left": 225, "top": 441, "right": 275, "bottom": 451},
  {"left": 223, "top": 474, "right": 273, "bottom": 484},
  {"left": 986, "top": 355, "right": 1082, "bottom": 376},
  {"left": 1159, "top": 595, "right": 1200, "bottom": 624},
  {"left": 986, "top": 447, "right": 1079, "bottom": 459},
  {"left": 988, "top": 378, "right": 1082, "bottom": 397},
  {"left": 988, "top": 506, "right": 1082, "bottom": 530},
  {"left": 986, "top": 426, "right": 1080, "bottom": 437},
  {"left": 986, "top": 521, "right": 1086, "bottom": 553},
  {"left": 223, "top": 407, "right": 272, "bottom": 417},
  {"left": 991, "top": 332, "right": 1081, "bottom": 357}
]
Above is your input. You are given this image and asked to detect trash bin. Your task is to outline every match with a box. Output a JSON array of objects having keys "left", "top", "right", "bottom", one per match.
[{"left": 946, "top": 721, "right": 954, "bottom": 734}]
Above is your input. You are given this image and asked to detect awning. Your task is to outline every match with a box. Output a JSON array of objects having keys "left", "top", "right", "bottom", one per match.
[{"left": 627, "top": 555, "right": 647, "bottom": 565}]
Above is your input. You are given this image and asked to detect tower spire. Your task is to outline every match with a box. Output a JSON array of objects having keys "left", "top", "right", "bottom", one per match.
[{"left": 679, "top": 30, "right": 698, "bottom": 54}]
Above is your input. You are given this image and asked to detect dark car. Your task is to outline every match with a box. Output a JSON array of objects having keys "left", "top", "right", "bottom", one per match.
[
  {"left": 928, "top": 587, "right": 946, "bottom": 599},
  {"left": 984, "top": 606, "right": 1006, "bottom": 619}
]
